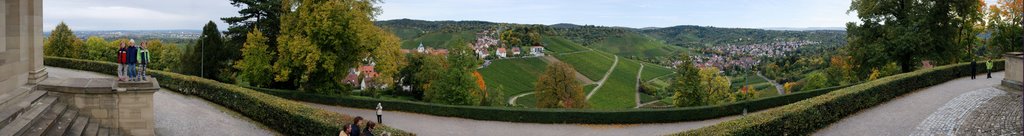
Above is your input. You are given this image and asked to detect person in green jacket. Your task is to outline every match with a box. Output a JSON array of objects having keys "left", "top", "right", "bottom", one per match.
[
  {"left": 138, "top": 42, "right": 152, "bottom": 81},
  {"left": 986, "top": 58, "right": 993, "bottom": 79}
]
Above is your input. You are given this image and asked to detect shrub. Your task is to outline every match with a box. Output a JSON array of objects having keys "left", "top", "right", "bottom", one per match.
[
  {"left": 673, "top": 60, "right": 1006, "bottom": 135},
  {"left": 44, "top": 57, "right": 414, "bottom": 136}
]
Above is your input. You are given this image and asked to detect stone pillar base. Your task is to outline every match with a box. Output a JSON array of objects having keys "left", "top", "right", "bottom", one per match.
[{"left": 27, "top": 67, "right": 46, "bottom": 85}]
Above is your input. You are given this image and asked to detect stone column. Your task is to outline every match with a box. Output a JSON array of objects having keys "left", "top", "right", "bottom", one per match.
[
  {"left": 26, "top": 0, "right": 46, "bottom": 84},
  {"left": 1, "top": 0, "right": 30, "bottom": 92}
]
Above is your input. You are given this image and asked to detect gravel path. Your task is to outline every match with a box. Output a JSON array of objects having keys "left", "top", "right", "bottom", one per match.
[
  {"left": 46, "top": 67, "right": 279, "bottom": 136},
  {"left": 755, "top": 71, "right": 785, "bottom": 95},
  {"left": 585, "top": 56, "right": 619, "bottom": 100},
  {"left": 302, "top": 101, "right": 738, "bottom": 136},
  {"left": 634, "top": 64, "right": 644, "bottom": 108},
  {"left": 910, "top": 88, "right": 1005, "bottom": 136},
  {"left": 814, "top": 72, "right": 1008, "bottom": 136},
  {"left": 953, "top": 90, "right": 1023, "bottom": 135}
]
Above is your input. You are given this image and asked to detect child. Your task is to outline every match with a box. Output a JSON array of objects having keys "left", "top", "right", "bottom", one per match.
[
  {"left": 986, "top": 59, "right": 993, "bottom": 79},
  {"left": 126, "top": 39, "right": 139, "bottom": 81},
  {"left": 117, "top": 42, "right": 127, "bottom": 81},
  {"left": 138, "top": 42, "right": 151, "bottom": 81}
]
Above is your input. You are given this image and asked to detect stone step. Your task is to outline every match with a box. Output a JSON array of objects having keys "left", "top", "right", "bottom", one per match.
[
  {"left": 0, "top": 90, "right": 43, "bottom": 126},
  {"left": 0, "top": 86, "right": 31, "bottom": 106},
  {"left": 82, "top": 120, "right": 98, "bottom": 136},
  {"left": 64, "top": 116, "right": 88, "bottom": 136},
  {"left": 19, "top": 102, "right": 68, "bottom": 136},
  {"left": 0, "top": 96, "right": 57, "bottom": 136},
  {"left": 43, "top": 107, "right": 78, "bottom": 136}
]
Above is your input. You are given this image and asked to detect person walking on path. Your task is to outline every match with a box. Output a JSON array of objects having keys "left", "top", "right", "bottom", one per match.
[
  {"left": 348, "top": 116, "right": 363, "bottom": 136},
  {"left": 970, "top": 59, "right": 977, "bottom": 79},
  {"left": 986, "top": 59, "right": 993, "bottom": 79},
  {"left": 126, "top": 39, "right": 139, "bottom": 81},
  {"left": 117, "top": 42, "right": 127, "bottom": 81},
  {"left": 137, "top": 42, "right": 151, "bottom": 81}
]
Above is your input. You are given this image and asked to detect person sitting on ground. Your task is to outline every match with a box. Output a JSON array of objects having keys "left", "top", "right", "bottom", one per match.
[
  {"left": 117, "top": 41, "right": 127, "bottom": 81},
  {"left": 349, "top": 116, "right": 363, "bottom": 136},
  {"left": 362, "top": 122, "right": 376, "bottom": 136},
  {"left": 138, "top": 42, "right": 151, "bottom": 81},
  {"left": 339, "top": 123, "right": 352, "bottom": 136}
]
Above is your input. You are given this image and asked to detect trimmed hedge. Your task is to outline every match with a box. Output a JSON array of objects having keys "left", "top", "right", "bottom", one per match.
[
  {"left": 673, "top": 60, "right": 1006, "bottom": 135},
  {"left": 245, "top": 78, "right": 854, "bottom": 124},
  {"left": 43, "top": 57, "right": 414, "bottom": 136}
]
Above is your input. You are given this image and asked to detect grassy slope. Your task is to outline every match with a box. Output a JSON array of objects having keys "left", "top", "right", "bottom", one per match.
[
  {"left": 590, "top": 33, "right": 682, "bottom": 58},
  {"left": 542, "top": 37, "right": 589, "bottom": 53},
  {"left": 478, "top": 58, "right": 549, "bottom": 98},
  {"left": 554, "top": 51, "right": 614, "bottom": 81},
  {"left": 640, "top": 62, "right": 674, "bottom": 81},
  {"left": 588, "top": 59, "right": 642, "bottom": 109}
]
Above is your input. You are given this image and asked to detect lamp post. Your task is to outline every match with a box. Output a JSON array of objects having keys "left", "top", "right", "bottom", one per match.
[{"left": 376, "top": 103, "right": 383, "bottom": 124}]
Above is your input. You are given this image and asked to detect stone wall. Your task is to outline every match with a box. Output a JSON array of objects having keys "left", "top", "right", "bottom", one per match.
[
  {"left": 1003, "top": 52, "right": 1023, "bottom": 91},
  {"left": 56, "top": 91, "right": 155, "bottom": 136}
]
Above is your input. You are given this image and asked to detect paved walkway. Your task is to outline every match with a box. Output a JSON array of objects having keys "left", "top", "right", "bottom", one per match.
[
  {"left": 815, "top": 72, "right": 1016, "bottom": 135},
  {"left": 302, "top": 101, "right": 737, "bottom": 136},
  {"left": 46, "top": 67, "right": 279, "bottom": 136}
]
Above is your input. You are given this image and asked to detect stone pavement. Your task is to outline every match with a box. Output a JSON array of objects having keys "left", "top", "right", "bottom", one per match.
[
  {"left": 815, "top": 72, "right": 1021, "bottom": 135},
  {"left": 46, "top": 67, "right": 279, "bottom": 136}
]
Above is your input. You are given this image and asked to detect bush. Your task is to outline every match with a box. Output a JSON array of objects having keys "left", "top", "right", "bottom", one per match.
[
  {"left": 44, "top": 57, "right": 414, "bottom": 136},
  {"left": 673, "top": 60, "right": 1006, "bottom": 135}
]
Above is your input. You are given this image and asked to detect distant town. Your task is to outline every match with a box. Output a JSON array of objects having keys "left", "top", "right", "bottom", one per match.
[{"left": 43, "top": 30, "right": 202, "bottom": 40}]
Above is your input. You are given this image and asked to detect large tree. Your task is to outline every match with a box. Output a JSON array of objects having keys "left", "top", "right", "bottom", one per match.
[
  {"left": 45, "top": 22, "right": 81, "bottom": 58},
  {"left": 985, "top": 0, "right": 1023, "bottom": 55},
  {"left": 273, "top": 0, "right": 401, "bottom": 92},
  {"left": 424, "top": 45, "right": 482, "bottom": 105},
  {"left": 221, "top": 0, "right": 282, "bottom": 69},
  {"left": 847, "top": 0, "right": 984, "bottom": 73},
  {"left": 181, "top": 21, "right": 228, "bottom": 80},
  {"left": 671, "top": 53, "right": 705, "bottom": 107},
  {"left": 535, "top": 62, "right": 587, "bottom": 108},
  {"left": 234, "top": 28, "right": 275, "bottom": 87}
]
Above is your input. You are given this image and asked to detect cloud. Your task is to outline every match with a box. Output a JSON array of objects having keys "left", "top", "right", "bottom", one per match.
[{"left": 44, "top": 0, "right": 236, "bottom": 31}]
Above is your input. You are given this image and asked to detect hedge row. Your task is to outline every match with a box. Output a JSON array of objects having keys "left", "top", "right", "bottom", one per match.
[
  {"left": 245, "top": 78, "right": 854, "bottom": 124},
  {"left": 43, "top": 57, "right": 414, "bottom": 136},
  {"left": 674, "top": 60, "right": 1006, "bottom": 135}
]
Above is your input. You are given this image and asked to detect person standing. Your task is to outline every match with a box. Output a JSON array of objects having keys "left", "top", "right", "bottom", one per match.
[
  {"left": 970, "top": 59, "right": 977, "bottom": 79},
  {"left": 339, "top": 123, "right": 352, "bottom": 136},
  {"left": 126, "top": 39, "right": 139, "bottom": 81},
  {"left": 117, "top": 42, "right": 127, "bottom": 81},
  {"left": 349, "top": 117, "right": 363, "bottom": 136},
  {"left": 986, "top": 59, "right": 993, "bottom": 79},
  {"left": 138, "top": 42, "right": 151, "bottom": 81}
]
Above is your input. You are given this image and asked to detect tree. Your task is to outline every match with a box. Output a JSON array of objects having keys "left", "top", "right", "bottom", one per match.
[
  {"left": 671, "top": 53, "right": 705, "bottom": 107},
  {"left": 45, "top": 22, "right": 80, "bottom": 58},
  {"left": 847, "top": 0, "right": 984, "bottom": 73},
  {"left": 425, "top": 45, "right": 482, "bottom": 105},
  {"left": 697, "top": 67, "right": 731, "bottom": 105},
  {"left": 802, "top": 72, "right": 830, "bottom": 91},
  {"left": 273, "top": 0, "right": 393, "bottom": 92},
  {"left": 234, "top": 28, "right": 275, "bottom": 87},
  {"left": 181, "top": 21, "right": 228, "bottom": 81},
  {"left": 222, "top": 0, "right": 282, "bottom": 57},
  {"left": 81, "top": 36, "right": 113, "bottom": 61},
  {"left": 986, "top": 0, "right": 1024, "bottom": 55},
  {"left": 144, "top": 40, "right": 182, "bottom": 72},
  {"left": 535, "top": 62, "right": 587, "bottom": 108}
]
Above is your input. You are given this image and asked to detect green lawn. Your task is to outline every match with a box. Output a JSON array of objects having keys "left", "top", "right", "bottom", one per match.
[
  {"left": 399, "top": 31, "right": 476, "bottom": 49},
  {"left": 588, "top": 59, "right": 642, "bottom": 109},
  {"left": 478, "top": 58, "right": 550, "bottom": 98},
  {"left": 638, "top": 60, "right": 674, "bottom": 81},
  {"left": 542, "top": 37, "right": 589, "bottom": 53},
  {"left": 555, "top": 51, "right": 614, "bottom": 81}
]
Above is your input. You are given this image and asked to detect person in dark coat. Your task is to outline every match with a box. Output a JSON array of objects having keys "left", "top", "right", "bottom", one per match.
[
  {"left": 970, "top": 59, "right": 976, "bottom": 79},
  {"left": 348, "top": 116, "right": 363, "bottom": 136},
  {"left": 126, "top": 40, "right": 139, "bottom": 81},
  {"left": 362, "top": 122, "right": 376, "bottom": 136}
]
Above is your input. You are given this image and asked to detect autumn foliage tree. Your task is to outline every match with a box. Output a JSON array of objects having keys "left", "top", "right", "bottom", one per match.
[
  {"left": 535, "top": 62, "right": 587, "bottom": 108},
  {"left": 45, "top": 22, "right": 81, "bottom": 58},
  {"left": 235, "top": 28, "right": 275, "bottom": 87}
]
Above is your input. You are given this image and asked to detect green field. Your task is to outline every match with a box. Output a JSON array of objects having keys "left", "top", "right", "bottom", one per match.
[
  {"left": 554, "top": 51, "right": 615, "bottom": 81},
  {"left": 542, "top": 37, "right": 590, "bottom": 53},
  {"left": 399, "top": 31, "right": 476, "bottom": 49},
  {"left": 639, "top": 61, "right": 674, "bottom": 81},
  {"left": 478, "top": 58, "right": 550, "bottom": 98},
  {"left": 588, "top": 59, "right": 642, "bottom": 109},
  {"left": 590, "top": 33, "right": 683, "bottom": 58}
]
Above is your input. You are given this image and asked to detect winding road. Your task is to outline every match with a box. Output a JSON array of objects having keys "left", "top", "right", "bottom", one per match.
[{"left": 585, "top": 56, "right": 619, "bottom": 100}]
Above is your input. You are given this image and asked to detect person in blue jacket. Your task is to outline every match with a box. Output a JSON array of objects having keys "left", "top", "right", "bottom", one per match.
[{"left": 126, "top": 39, "right": 139, "bottom": 81}]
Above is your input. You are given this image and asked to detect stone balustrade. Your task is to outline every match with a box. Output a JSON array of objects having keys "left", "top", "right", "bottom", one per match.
[
  {"left": 37, "top": 77, "right": 159, "bottom": 136},
  {"left": 1003, "top": 52, "right": 1023, "bottom": 91}
]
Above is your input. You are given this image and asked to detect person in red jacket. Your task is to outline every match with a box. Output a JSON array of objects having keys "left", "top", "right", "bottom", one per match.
[{"left": 117, "top": 41, "right": 127, "bottom": 81}]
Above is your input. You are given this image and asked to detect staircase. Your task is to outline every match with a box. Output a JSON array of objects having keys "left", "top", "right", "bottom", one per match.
[{"left": 0, "top": 86, "right": 124, "bottom": 136}]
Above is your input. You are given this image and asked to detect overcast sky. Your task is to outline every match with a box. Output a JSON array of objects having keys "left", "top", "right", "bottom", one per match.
[{"left": 42, "top": 0, "right": 1002, "bottom": 31}]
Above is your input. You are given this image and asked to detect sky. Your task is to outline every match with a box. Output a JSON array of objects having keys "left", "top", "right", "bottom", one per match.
[{"left": 41, "top": 0, "right": 1003, "bottom": 31}]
